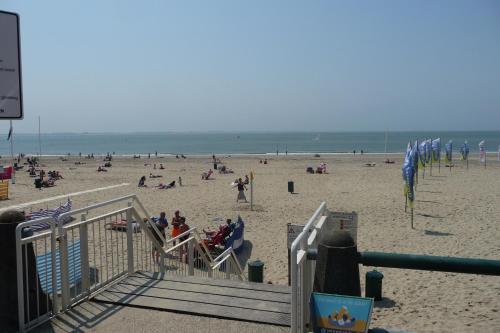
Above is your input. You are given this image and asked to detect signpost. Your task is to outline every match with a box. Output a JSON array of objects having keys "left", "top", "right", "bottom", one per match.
[
  {"left": 0, "top": 11, "right": 23, "bottom": 119},
  {"left": 329, "top": 211, "right": 358, "bottom": 243}
]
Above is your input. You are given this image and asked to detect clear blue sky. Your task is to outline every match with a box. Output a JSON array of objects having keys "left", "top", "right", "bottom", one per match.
[{"left": 2, "top": 0, "right": 500, "bottom": 133}]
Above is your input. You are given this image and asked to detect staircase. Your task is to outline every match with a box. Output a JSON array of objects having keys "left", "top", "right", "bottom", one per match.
[{"left": 92, "top": 271, "right": 291, "bottom": 327}]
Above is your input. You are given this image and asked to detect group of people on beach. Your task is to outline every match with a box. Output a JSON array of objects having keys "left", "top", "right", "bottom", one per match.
[{"left": 150, "top": 210, "right": 189, "bottom": 261}]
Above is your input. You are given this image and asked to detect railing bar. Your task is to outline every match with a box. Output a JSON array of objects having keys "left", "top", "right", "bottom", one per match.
[
  {"left": 164, "top": 237, "right": 195, "bottom": 254},
  {"left": 110, "top": 216, "right": 115, "bottom": 278},
  {"left": 58, "top": 194, "right": 136, "bottom": 221},
  {"left": 44, "top": 237, "right": 49, "bottom": 315},
  {"left": 164, "top": 227, "right": 197, "bottom": 244},
  {"left": 104, "top": 217, "right": 109, "bottom": 283},
  {"left": 24, "top": 244, "right": 30, "bottom": 327},
  {"left": 20, "top": 231, "right": 53, "bottom": 243},
  {"left": 122, "top": 214, "right": 124, "bottom": 272},
  {"left": 92, "top": 220, "right": 97, "bottom": 292},
  {"left": 139, "top": 223, "right": 147, "bottom": 270},
  {"left": 98, "top": 219, "right": 103, "bottom": 289},
  {"left": 65, "top": 208, "right": 130, "bottom": 228},
  {"left": 34, "top": 240, "right": 40, "bottom": 320}
]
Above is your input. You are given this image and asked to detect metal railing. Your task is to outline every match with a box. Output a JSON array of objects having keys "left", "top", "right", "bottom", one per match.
[
  {"left": 15, "top": 194, "right": 244, "bottom": 332},
  {"left": 290, "top": 202, "right": 329, "bottom": 333}
]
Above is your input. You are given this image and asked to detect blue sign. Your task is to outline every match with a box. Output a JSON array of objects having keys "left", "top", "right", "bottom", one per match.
[{"left": 310, "top": 293, "right": 374, "bottom": 333}]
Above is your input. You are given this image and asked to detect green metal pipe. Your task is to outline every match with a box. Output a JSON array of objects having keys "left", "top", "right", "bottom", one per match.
[{"left": 358, "top": 252, "right": 500, "bottom": 276}]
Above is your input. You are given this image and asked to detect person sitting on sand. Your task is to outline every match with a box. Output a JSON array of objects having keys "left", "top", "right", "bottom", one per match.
[
  {"left": 236, "top": 178, "right": 248, "bottom": 203},
  {"left": 202, "top": 169, "right": 213, "bottom": 180},
  {"left": 156, "top": 180, "right": 175, "bottom": 189},
  {"left": 159, "top": 163, "right": 165, "bottom": 170},
  {"left": 138, "top": 176, "right": 147, "bottom": 187},
  {"left": 97, "top": 166, "right": 107, "bottom": 172},
  {"left": 263, "top": 159, "right": 268, "bottom": 164},
  {"left": 42, "top": 179, "right": 55, "bottom": 187}
]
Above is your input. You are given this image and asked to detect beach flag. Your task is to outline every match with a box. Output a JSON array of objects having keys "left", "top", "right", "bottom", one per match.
[
  {"left": 7, "top": 121, "right": 13, "bottom": 141},
  {"left": 402, "top": 142, "right": 415, "bottom": 208},
  {"left": 418, "top": 141, "right": 427, "bottom": 167},
  {"left": 445, "top": 140, "right": 453, "bottom": 163},
  {"left": 426, "top": 139, "right": 432, "bottom": 163},
  {"left": 479, "top": 140, "right": 486, "bottom": 163},
  {"left": 413, "top": 140, "right": 419, "bottom": 181},
  {"left": 431, "top": 138, "right": 441, "bottom": 162},
  {"left": 460, "top": 141, "right": 469, "bottom": 160}
]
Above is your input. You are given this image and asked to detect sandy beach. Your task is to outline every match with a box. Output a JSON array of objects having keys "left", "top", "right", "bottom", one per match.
[{"left": 1, "top": 154, "right": 499, "bottom": 332}]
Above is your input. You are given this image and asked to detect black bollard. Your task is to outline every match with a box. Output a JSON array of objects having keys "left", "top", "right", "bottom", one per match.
[
  {"left": 0, "top": 211, "right": 52, "bottom": 331},
  {"left": 313, "top": 230, "right": 361, "bottom": 296}
]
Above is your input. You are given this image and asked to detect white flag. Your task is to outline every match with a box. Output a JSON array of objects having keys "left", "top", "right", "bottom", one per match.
[{"left": 479, "top": 140, "right": 486, "bottom": 163}]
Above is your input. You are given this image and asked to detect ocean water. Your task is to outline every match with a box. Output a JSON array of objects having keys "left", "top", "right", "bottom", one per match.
[{"left": 1, "top": 131, "right": 499, "bottom": 156}]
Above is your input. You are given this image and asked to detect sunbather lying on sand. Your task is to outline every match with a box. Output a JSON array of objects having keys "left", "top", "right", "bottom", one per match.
[
  {"left": 149, "top": 173, "right": 163, "bottom": 178},
  {"left": 156, "top": 180, "right": 176, "bottom": 189}
]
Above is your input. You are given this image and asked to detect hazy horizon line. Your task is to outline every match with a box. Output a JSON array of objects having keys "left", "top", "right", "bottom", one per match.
[{"left": 8, "top": 129, "right": 500, "bottom": 135}]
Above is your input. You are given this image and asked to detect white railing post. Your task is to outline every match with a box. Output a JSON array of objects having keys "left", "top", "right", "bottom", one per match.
[
  {"left": 225, "top": 258, "right": 231, "bottom": 279},
  {"left": 50, "top": 220, "right": 58, "bottom": 314},
  {"left": 188, "top": 238, "right": 194, "bottom": 276},
  {"left": 79, "top": 214, "right": 90, "bottom": 294},
  {"left": 126, "top": 203, "right": 134, "bottom": 274},
  {"left": 59, "top": 226, "right": 70, "bottom": 310}
]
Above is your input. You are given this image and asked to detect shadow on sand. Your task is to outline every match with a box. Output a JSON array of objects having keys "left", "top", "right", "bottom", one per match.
[
  {"left": 373, "top": 297, "right": 397, "bottom": 309},
  {"left": 424, "top": 229, "right": 453, "bottom": 237},
  {"left": 236, "top": 240, "right": 253, "bottom": 270}
]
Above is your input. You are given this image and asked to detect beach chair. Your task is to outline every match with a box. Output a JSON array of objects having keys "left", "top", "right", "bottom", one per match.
[
  {"left": 224, "top": 216, "right": 245, "bottom": 254},
  {"left": 35, "top": 240, "right": 98, "bottom": 294}
]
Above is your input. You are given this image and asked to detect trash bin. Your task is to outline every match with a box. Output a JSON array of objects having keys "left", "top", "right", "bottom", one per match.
[
  {"left": 248, "top": 259, "right": 264, "bottom": 283},
  {"left": 365, "top": 270, "right": 384, "bottom": 301},
  {"left": 288, "top": 181, "right": 294, "bottom": 193}
]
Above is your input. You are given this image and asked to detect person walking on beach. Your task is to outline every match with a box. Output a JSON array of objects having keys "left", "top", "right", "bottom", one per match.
[{"left": 236, "top": 178, "right": 248, "bottom": 203}]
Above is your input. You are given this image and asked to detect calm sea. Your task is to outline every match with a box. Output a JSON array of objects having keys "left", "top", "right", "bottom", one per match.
[{"left": 1, "top": 131, "right": 499, "bottom": 156}]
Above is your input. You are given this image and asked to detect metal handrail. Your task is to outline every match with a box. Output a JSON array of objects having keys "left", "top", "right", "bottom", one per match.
[{"left": 164, "top": 236, "right": 195, "bottom": 254}]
